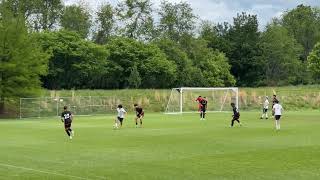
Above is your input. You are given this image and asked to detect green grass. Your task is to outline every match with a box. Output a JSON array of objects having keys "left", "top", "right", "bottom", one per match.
[{"left": 0, "top": 111, "right": 320, "bottom": 180}]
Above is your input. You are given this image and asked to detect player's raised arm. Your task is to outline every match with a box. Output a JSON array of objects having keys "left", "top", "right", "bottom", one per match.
[{"left": 70, "top": 113, "right": 73, "bottom": 121}]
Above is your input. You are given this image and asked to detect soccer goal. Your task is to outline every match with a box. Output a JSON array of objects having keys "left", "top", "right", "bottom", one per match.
[{"left": 165, "top": 87, "right": 239, "bottom": 114}]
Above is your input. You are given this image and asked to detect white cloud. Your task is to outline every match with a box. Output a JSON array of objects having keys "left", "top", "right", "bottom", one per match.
[{"left": 64, "top": 0, "right": 320, "bottom": 28}]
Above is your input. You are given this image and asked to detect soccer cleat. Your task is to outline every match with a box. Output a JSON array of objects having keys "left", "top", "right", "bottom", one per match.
[{"left": 69, "top": 136, "right": 72, "bottom": 140}]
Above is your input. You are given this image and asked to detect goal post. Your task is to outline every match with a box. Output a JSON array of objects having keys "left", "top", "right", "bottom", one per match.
[{"left": 165, "top": 87, "right": 239, "bottom": 114}]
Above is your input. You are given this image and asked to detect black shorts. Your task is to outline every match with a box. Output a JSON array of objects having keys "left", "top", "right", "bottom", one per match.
[
  {"left": 275, "top": 115, "right": 281, "bottom": 120},
  {"left": 64, "top": 122, "right": 71, "bottom": 129},
  {"left": 263, "top": 108, "right": 268, "bottom": 113},
  {"left": 137, "top": 112, "right": 144, "bottom": 118},
  {"left": 233, "top": 116, "right": 240, "bottom": 120},
  {"left": 117, "top": 117, "right": 124, "bottom": 122}
]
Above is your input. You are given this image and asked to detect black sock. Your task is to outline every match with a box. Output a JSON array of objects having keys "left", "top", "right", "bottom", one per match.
[
  {"left": 136, "top": 122, "right": 138, "bottom": 125},
  {"left": 140, "top": 121, "right": 142, "bottom": 125},
  {"left": 203, "top": 113, "right": 205, "bottom": 118},
  {"left": 200, "top": 113, "right": 202, "bottom": 118},
  {"left": 65, "top": 130, "right": 70, "bottom": 136}
]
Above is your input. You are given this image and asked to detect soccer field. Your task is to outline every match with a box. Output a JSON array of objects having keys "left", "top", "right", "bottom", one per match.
[{"left": 0, "top": 112, "right": 320, "bottom": 180}]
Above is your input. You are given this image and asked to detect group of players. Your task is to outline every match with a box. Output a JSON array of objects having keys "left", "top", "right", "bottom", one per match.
[
  {"left": 195, "top": 96, "right": 241, "bottom": 127},
  {"left": 60, "top": 94, "right": 283, "bottom": 140},
  {"left": 113, "top": 103, "right": 145, "bottom": 129},
  {"left": 60, "top": 104, "right": 145, "bottom": 139},
  {"left": 195, "top": 94, "right": 283, "bottom": 129},
  {"left": 260, "top": 94, "right": 283, "bottom": 130}
]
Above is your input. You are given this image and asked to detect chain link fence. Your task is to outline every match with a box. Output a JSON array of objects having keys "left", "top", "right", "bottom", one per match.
[{"left": 19, "top": 96, "right": 126, "bottom": 118}]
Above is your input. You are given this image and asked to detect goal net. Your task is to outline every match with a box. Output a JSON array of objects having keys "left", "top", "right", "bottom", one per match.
[
  {"left": 19, "top": 96, "right": 126, "bottom": 118},
  {"left": 165, "top": 87, "right": 239, "bottom": 114}
]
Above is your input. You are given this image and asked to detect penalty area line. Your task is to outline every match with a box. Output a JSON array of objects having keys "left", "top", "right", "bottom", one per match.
[{"left": 0, "top": 162, "right": 102, "bottom": 180}]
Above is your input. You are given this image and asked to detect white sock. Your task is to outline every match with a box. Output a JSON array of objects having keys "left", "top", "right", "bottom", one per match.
[{"left": 275, "top": 121, "right": 280, "bottom": 130}]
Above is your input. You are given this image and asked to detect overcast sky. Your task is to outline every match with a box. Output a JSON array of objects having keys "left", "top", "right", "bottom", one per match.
[{"left": 64, "top": 0, "right": 320, "bottom": 29}]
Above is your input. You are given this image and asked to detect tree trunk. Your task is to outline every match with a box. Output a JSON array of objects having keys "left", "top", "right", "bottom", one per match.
[{"left": 0, "top": 97, "right": 5, "bottom": 115}]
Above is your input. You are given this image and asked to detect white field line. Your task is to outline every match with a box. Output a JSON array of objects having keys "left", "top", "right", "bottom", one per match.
[{"left": 0, "top": 162, "right": 106, "bottom": 180}]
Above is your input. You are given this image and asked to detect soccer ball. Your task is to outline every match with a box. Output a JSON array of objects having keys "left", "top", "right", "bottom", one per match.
[{"left": 113, "top": 124, "right": 118, "bottom": 129}]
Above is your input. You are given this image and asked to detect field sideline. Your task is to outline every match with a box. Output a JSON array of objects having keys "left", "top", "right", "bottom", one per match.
[{"left": 0, "top": 111, "right": 320, "bottom": 180}]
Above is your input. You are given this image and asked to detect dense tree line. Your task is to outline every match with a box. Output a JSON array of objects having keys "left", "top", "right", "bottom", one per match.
[{"left": 1, "top": 0, "right": 320, "bottom": 112}]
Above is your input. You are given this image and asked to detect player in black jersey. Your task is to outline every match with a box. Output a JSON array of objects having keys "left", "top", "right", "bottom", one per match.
[
  {"left": 61, "top": 106, "right": 74, "bottom": 139},
  {"left": 200, "top": 97, "right": 208, "bottom": 120},
  {"left": 230, "top": 103, "right": 241, "bottom": 127},
  {"left": 134, "top": 104, "right": 144, "bottom": 128}
]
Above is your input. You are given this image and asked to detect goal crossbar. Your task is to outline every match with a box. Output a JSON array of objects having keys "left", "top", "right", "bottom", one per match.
[
  {"left": 165, "top": 87, "right": 239, "bottom": 114},
  {"left": 176, "top": 87, "right": 238, "bottom": 91}
]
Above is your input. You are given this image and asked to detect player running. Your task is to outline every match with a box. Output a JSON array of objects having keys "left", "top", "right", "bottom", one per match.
[
  {"left": 61, "top": 106, "right": 74, "bottom": 140},
  {"left": 200, "top": 97, "right": 208, "bottom": 120},
  {"left": 272, "top": 100, "right": 283, "bottom": 130},
  {"left": 195, "top": 96, "right": 203, "bottom": 112},
  {"left": 260, "top": 96, "right": 269, "bottom": 119},
  {"left": 230, "top": 103, "right": 241, "bottom": 127},
  {"left": 134, "top": 104, "right": 144, "bottom": 128},
  {"left": 114, "top": 104, "right": 126, "bottom": 129}
]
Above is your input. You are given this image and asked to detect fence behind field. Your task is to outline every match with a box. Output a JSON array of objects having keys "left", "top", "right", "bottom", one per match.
[
  {"left": 18, "top": 87, "right": 320, "bottom": 118},
  {"left": 19, "top": 96, "right": 126, "bottom": 118}
]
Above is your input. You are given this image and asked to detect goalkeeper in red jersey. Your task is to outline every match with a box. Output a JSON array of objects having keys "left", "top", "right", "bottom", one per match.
[{"left": 195, "top": 96, "right": 203, "bottom": 112}]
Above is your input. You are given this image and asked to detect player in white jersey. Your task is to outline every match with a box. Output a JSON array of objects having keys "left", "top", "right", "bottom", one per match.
[
  {"left": 260, "top": 96, "right": 269, "bottom": 119},
  {"left": 272, "top": 100, "right": 283, "bottom": 130},
  {"left": 114, "top": 104, "right": 126, "bottom": 129}
]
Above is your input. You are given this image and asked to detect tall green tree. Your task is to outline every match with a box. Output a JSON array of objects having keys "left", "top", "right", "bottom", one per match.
[
  {"left": 105, "top": 37, "right": 177, "bottom": 88},
  {"left": 158, "top": 1, "right": 197, "bottom": 41},
  {"left": 116, "top": 0, "right": 155, "bottom": 41},
  {"left": 128, "top": 64, "right": 141, "bottom": 88},
  {"left": 282, "top": 5, "right": 320, "bottom": 61},
  {"left": 93, "top": 3, "right": 115, "bottom": 44},
  {"left": 181, "top": 38, "right": 235, "bottom": 87},
  {"left": 226, "top": 12, "right": 263, "bottom": 86},
  {"left": 36, "top": 30, "right": 109, "bottom": 89},
  {"left": 0, "top": 0, "right": 36, "bottom": 18},
  {"left": 199, "top": 21, "right": 231, "bottom": 54},
  {"left": 60, "top": 4, "right": 91, "bottom": 38},
  {"left": 30, "top": 0, "right": 63, "bottom": 31},
  {"left": 1, "top": 0, "right": 63, "bottom": 31},
  {"left": 0, "top": 8, "right": 49, "bottom": 114},
  {"left": 260, "top": 24, "right": 303, "bottom": 86},
  {"left": 308, "top": 42, "right": 320, "bottom": 82},
  {"left": 153, "top": 38, "right": 196, "bottom": 86}
]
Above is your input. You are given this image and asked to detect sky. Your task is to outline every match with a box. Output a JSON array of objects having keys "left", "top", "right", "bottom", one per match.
[{"left": 64, "top": 0, "right": 320, "bottom": 29}]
